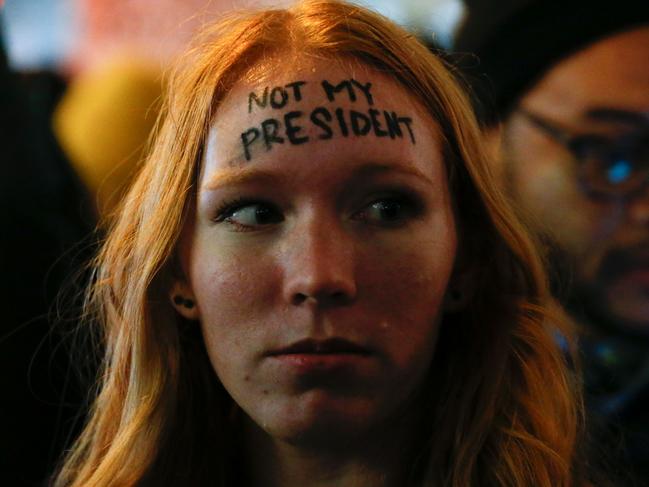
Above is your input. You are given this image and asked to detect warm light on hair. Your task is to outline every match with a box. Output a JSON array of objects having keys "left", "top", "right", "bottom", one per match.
[{"left": 54, "top": 1, "right": 584, "bottom": 486}]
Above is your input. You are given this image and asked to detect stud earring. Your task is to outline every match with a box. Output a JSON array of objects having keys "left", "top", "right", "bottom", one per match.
[
  {"left": 173, "top": 295, "right": 195, "bottom": 309},
  {"left": 449, "top": 289, "right": 463, "bottom": 302}
]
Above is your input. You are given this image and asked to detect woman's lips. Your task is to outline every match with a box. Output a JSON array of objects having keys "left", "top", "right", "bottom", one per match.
[
  {"left": 268, "top": 337, "right": 372, "bottom": 356},
  {"left": 266, "top": 338, "right": 372, "bottom": 374}
]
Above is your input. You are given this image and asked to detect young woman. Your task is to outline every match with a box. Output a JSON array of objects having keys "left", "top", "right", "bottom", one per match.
[{"left": 54, "top": 1, "right": 586, "bottom": 485}]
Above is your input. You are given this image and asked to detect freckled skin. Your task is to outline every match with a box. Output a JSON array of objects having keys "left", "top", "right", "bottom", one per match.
[
  {"left": 178, "top": 60, "right": 458, "bottom": 450},
  {"left": 503, "top": 27, "right": 649, "bottom": 331}
]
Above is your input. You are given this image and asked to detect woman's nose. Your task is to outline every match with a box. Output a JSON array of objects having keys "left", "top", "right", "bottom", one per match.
[{"left": 281, "top": 216, "right": 357, "bottom": 308}]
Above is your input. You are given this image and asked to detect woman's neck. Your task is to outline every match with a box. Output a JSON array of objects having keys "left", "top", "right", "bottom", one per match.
[{"left": 240, "top": 408, "right": 423, "bottom": 487}]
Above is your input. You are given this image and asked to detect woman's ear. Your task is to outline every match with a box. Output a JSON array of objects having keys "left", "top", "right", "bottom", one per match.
[{"left": 169, "top": 279, "right": 200, "bottom": 320}]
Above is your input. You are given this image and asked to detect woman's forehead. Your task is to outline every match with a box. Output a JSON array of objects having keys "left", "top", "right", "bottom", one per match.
[
  {"left": 218, "top": 59, "right": 425, "bottom": 118},
  {"left": 206, "top": 58, "right": 438, "bottom": 169}
]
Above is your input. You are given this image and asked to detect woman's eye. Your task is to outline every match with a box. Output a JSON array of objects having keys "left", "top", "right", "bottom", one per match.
[
  {"left": 215, "top": 201, "right": 283, "bottom": 230},
  {"left": 353, "top": 197, "right": 416, "bottom": 225}
]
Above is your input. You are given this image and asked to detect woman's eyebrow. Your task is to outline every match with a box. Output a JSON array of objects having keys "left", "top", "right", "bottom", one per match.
[
  {"left": 348, "top": 162, "right": 436, "bottom": 186},
  {"left": 202, "top": 168, "right": 280, "bottom": 191},
  {"left": 202, "top": 162, "right": 436, "bottom": 192}
]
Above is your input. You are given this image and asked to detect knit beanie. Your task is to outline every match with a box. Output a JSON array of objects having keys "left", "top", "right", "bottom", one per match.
[{"left": 453, "top": 0, "right": 649, "bottom": 126}]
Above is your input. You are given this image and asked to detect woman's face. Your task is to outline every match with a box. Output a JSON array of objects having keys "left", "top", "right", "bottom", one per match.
[{"left": 177, "top": 59, "right": 458, "bottom": 446}]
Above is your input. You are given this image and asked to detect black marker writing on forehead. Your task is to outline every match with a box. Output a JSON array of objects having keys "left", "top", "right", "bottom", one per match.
[
  {"left": 248, "top": 81, "right": 307, "bottom": 113},
  {"left": 321, "top": 79, "right": 374, "bottom": 105},
  {"left": 241, "top": 78, "right": 415, "bottom": 161}
]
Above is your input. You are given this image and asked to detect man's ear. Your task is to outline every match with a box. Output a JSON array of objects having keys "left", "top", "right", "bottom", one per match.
[{"left": 169, "top": 279, "right": 200, "bottom": 320}]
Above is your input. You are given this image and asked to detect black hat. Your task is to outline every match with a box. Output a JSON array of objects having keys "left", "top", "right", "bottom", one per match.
[{"left": 453, "top": 0, "right": 649, "bottom": 126}]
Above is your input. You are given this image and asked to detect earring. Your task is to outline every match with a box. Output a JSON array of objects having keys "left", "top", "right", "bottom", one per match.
[
  {"left": 449, "top": 289, "right": 463, "bottom": 302},
  {"left": 173, "top": 295, "right": 195, "bottom": 309}
]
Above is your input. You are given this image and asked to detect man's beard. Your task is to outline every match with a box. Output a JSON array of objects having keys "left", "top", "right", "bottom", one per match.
[{"left": 545, "top": 237, "right": 649, "bottom": 338}]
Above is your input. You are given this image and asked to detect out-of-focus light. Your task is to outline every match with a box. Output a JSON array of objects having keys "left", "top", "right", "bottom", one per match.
[
  {"left": 1, "top": 0, "right": 78, "bottom": 70},
  {"left": 353, "top": 0, "right": 465, "bottom": 48},
  {"left": 1, "top": 0, "right": 465, "bottom": 71}
]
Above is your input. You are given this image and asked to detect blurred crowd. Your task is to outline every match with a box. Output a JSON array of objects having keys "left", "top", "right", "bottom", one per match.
[{"left": 2, "top": 0, "right": 648, "bottom": 485}]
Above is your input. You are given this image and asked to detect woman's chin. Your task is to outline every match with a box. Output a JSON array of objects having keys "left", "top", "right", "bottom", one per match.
[{"left": 245, "top": 391, "right": 383, "bottom": 449}]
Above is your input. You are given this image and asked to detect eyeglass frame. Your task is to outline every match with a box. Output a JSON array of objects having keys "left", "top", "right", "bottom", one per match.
[{"left": 516, "top": 108, "right": 649, "bottom": 201}]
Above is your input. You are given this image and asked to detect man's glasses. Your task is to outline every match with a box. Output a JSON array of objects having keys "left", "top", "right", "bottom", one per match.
[{"left": 518, "top": 109, "right": 649, "bottom": 200}]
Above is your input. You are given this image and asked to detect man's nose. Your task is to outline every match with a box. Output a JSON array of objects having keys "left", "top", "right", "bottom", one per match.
[
  {"left": 627, "top": 184, "right": 649, "bottom": 226},
  {"left": 280, "top": 215, "right": 357, "bottom": 308}
]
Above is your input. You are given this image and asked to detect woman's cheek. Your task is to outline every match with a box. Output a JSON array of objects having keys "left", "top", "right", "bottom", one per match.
[
  {"left": 190, "top": 235, "right": 278, "bottom": 314},
  {"left": 360, "top": 246, "right": 451, "bottom": 347}
]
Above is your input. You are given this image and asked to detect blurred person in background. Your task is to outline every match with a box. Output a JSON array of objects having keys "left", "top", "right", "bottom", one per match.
[
  {"left": 0, "top": 33, "right": 96, "bottom": 486},
  {"left": 53, "top": 0, "right": 216, "bottom": 219},
  {"left": 1, "top": 0, "right": 186, "bottom": 484},
  {"left": 53, "top": 58, "right": 163, "bottom": 218},
  {"left": 454, "top": 0, "right": 649, "bottom": 483}
]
